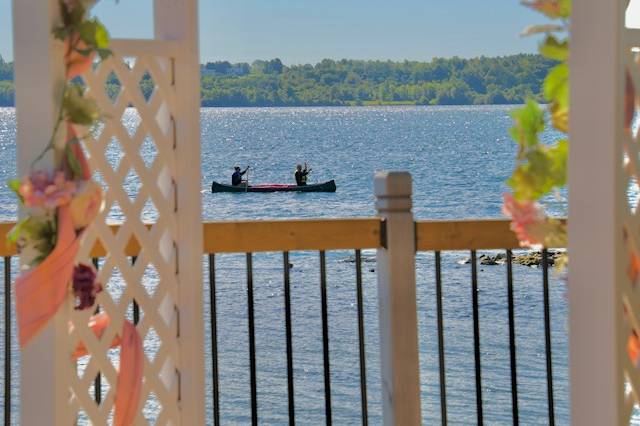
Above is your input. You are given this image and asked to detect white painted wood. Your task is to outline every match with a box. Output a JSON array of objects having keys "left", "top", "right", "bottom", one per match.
[
  {"left": 374, "top": 171, "right": 421, "bottom": 425},
  {"left": 154, "top": 0, "right": 205, "bottom": 424},
  {"left": 12, "top": 0, "right": 72, "bottom": 424},
  {"left": 75, "top": 39, "right": 194, "bottom": 422},
  {"left": 568, "top": 1, "right": 626, "bottom": 424},
  {"left": 109, "top": 39, "right": 181, "bottom": 57}
]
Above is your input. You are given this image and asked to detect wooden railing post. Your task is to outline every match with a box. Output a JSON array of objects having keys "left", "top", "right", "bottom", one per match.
[{"left": 374, "top": 171, "right": 421, "bottom": 425}]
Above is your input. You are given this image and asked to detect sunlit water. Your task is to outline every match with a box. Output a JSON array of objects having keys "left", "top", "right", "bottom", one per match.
[{"left": 0, "top": 105, "right": 576, "bottom": 424}]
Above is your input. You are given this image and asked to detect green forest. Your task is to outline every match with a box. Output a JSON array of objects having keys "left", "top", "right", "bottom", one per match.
[
  {"left": 0, "top": 57, "right": 13, "bottom": 106},
  {"left": 0, "top": 54, "right": 555, "bottom": 107}
]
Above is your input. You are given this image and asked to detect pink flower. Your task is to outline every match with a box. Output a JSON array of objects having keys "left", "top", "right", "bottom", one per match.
[
  {"left": 69, "top": 181, "right": 104, "bottom": 230},
  {"left": 72, "top": 263, "right": 102, "bottom": 310},
  {"left": 19, "top": 171, "right": 76, "bottom": 210},
  {"left": 502, "top": 193, "right": 545, "bottom": 248}
]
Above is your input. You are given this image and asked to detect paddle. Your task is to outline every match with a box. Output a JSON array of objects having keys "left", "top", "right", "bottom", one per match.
[
  {"left": 305, "top": 161, "right": 313, "bottom": 184},
  {"left": 245, "top": 166, "right": 250, "bottom": 192}
]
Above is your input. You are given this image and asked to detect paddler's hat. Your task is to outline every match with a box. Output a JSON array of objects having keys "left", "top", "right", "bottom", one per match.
[{"left": 234, "top": 166, "right": 241, "bottom": 171}]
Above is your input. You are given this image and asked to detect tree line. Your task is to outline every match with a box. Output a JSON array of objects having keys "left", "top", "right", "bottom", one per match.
[
  {"left": 0, "top": 54, "right": 555, "bottom": 107},
  {"left": 0, "top": 56, "right": 13, "bottom": 106}
]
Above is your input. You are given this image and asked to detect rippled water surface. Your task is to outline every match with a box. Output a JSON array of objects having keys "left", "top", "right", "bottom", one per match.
[{"left": 0, "top": 106, "right": 573, "bottom": 424}]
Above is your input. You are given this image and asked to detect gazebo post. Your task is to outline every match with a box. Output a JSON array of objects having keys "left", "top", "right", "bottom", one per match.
[
  {"left": 12, "top": 0, "right": 71, "bottom": 424},
  {"left": 154, "top": 0, "right": 205, "bottom": 423},
  {"left": 568, "top": 0, "right": 626, "bottom": 424}
]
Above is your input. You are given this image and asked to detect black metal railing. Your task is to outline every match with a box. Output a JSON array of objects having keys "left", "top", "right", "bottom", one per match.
[
  {"left": 207, "top": 250, "right": 370, "bottom": 426},
  {"left": 506, "top": 250, "right": 519, "bottom": 425},
  {"left": 3, "top": 256, "right": 11, "bottom": 426},
  {"left": 429, "top": 248, "right": 557, "bottom": 426}
]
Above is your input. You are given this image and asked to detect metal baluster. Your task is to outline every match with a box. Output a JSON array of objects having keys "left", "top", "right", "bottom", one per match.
[
  {"left": 92, "top": 257, "right": 101, "bottom": 405},
  {"left": 4, "top": 257, "right": 11, "bottom": 426},
  {"left": 209, "top": 254, "right": 220, "bottom": 426},
  {"left": 131, "top": 256, "right": 140, "bottom": 325},
  {"left": 542, "top": 249, "right": 555, "bottom": 426},
  {"left": 283, "top": 252, "right": 295, "bottom": 425},
  {"left": 506, "top": 250, "right": 519, "bottom": 425},
  {"left": 247, "top": 253, "right": 258, "bottom": 425},
  {"left": 355, "top": 250, "right": 368, "bottom": 426},
  {"left": 435, "top": 251, "right": 447, "bottom": 426},
  {"left": 470, "top": 250, "right": 483, "bottom": 425},
  {"left": 319, "top": 251, "right": 332, "bottom": 425}
]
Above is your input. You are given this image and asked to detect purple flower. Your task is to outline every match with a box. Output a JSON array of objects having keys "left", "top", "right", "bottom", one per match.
[
  {"left": 72, "top": 263, "right": 102, "bottom": 310},
  {"left": 19, "top": 170, "right": 76, "bottom": 210}
]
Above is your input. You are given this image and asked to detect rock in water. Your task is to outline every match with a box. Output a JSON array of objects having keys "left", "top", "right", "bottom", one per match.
[{"left": 512, "top": 250, "right": 563, "bottom": 267}]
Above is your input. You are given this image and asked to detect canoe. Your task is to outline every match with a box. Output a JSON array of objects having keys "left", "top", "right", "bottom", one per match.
[{"left": 211, "top": 180, "right": 337, "bottom": 193}]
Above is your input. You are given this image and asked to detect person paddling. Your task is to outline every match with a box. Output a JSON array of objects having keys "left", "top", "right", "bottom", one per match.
[
  {"left": 232, "top": 165, "right": 249, "bottom": 186},
  {"left": 294, "top": 163, "right": 311, "bottom": 186}
]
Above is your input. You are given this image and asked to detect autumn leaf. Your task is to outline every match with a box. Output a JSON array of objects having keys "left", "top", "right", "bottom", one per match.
[
  {"left": 521, "top": 24, "right": 565, "bottom": 37},
  {"left": 540, "top": 35, "right": 568, "bottom": 61},
  {"left": 63, "top": 84, "right": 100, "bottom": 126},
  {"left": 509, "top": 100, "right": 545, "bottom": 152},
  {"left": 522, "top": 0, "right": 571, "bottom": 19}
]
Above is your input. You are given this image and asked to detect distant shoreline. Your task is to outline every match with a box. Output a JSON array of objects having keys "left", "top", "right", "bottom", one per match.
[
  {"left": 0, "top": 103, "right": 530, "bottom": 109},
  {"left": 201, "top": 100, "right": 527, "bottom": 108},
  {"left": 1, "top": 53, "right": 555, "bottom": 108},
  {"left": 199, "top": 102, "right": 527, "bottom": 108}
]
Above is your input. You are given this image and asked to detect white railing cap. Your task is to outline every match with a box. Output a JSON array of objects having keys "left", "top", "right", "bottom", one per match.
[{"left": 374, "top": 171, "right": 412, "bottom": 198}]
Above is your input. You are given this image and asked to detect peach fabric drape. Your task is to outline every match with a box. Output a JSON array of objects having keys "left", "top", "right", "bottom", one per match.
[{"left": 15, "top": 205, "right": 143, "bottom": 425}]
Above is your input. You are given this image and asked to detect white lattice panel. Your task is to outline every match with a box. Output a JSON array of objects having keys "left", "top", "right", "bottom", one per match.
[
  {"left": 622, "top": 5, "right": 640, "bottom": 424},
  {"left": 68, "top": 40, "right": 184, "bottom": 424}
]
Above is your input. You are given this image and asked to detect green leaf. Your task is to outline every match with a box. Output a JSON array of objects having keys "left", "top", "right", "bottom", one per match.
[
  {"left": 548, "top": 138, "right": 568, "bottom": 186},
  {"left": 543, "top": 63, "right": 569, "bottom": 104},
  {"left": 509, "top": 99, "right": 545, "bottom": 150},
  {"left": 508, "top": 140, "right": 568, "bottom": 200},
  {"left": 97, "top": 48, "right": 113, "bottom": 60},
  {"left": 558, "top": 0, "right": 571, "bottom": 18},
  {"left": 7, "top": 217, "right": 29, "bottom": 244},
  {"left": 93, "top": 22, "right": 110, "bottom": 49},
  {"left": 65, "top": 141, "right": 83, "bottom": 179},
  {"left": 544, "top": 63, "right": 569, "bottom": 132},
  {"left": 63, "top": 84, "right": 101, "bottom": 125},
  {"left": 77, "top": 19, "right": 99, "bottom": 46},
  {"left": 74, "top": 48, "right": 94, "bottom": 57},
  {"left": 7, "top": 178, "right": 22, "bottom": 200},
  {"left": 28, "top": 217, "right": 57, "bottom": 263},
  {"left": 540, "top": 35, "right": 568, "bottom": 61},
  {"left": 550, "top": 101, "right": 569, "bottom": 132}
]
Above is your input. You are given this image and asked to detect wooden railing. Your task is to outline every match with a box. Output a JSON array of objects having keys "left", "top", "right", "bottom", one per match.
[{"left": 0, "top": 218, "right": 526, "bottom": 258}]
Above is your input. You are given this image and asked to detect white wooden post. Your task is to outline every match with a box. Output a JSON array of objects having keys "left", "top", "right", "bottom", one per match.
[
  {"left": 12, "top": 0, "right": 71, "bottom": 424},
  {"left": 568, "top": 1, "right": 625, "bottom": 424},
  {"left": 154, "top": 1, "right": 205, "bottom": 424},
  {"left": 374, "top": 171, "right": 421, "bottom": 425}
]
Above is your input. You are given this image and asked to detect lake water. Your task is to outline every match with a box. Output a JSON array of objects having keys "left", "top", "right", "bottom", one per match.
[{"left": 0, "top": 105, "right": 574, "bottom": 424}]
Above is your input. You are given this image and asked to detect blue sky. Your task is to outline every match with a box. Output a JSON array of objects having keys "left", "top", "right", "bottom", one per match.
[{"left": 0, "top": 0, "right": 545, "bottom": 64}]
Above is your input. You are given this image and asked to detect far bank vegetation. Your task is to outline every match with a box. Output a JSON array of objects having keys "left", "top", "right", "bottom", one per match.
[{"left": 0, "top": 54, "right": 554, "bottom": 107}]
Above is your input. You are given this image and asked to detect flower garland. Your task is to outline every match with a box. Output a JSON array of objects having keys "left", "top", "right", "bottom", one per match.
[
  {"left": 503, "top": 0, "right": 640, "bottom": 369},
  {"left": 9, "top": 1, "right": 142, "bottom": 424}
]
